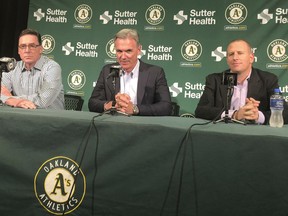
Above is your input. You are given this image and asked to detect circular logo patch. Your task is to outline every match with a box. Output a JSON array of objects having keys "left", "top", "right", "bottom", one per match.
[
  {"left": 145, "top": 4, "right": 165, "bottom": 25},
  {"left": 34, "top": 156, "right": 86, "bottom": 215},
  {"left": 74, "top": 4, "right": 93, "bottom": 24},
  {"left": 67, "top": 70, "right": 86, "bottom": 90},
  {"left": 225, "top": 2, "right": 247, "bottom": 24},
  {"left": 267, "top": 39, "right": 288, "bottom": 62},
  {"left": 106, "top": 38, "right": 116, "bottom": 59},
  {"left": 181, "top": 39, "right": 202, "bottom": 61},
  {"left": 41, "top": 35, "right": 55, "bottom": 54}
]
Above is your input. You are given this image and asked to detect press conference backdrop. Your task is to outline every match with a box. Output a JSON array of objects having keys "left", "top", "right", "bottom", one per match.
[{"left": 27, "top": 0, "right": 288, "bottom": 113}]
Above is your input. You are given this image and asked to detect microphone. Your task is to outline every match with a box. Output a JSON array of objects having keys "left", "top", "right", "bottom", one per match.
[
  {"left": 0, "top": 57, "right": 17, "bottom": 72},
  {"left": 106, "top": 65, "right": 121, "bottom": 80},
  {"left": 223, "top": 72, "right": 237, "bottom": 86}
]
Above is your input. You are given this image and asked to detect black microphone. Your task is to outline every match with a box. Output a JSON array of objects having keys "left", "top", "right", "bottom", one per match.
[
  {"left": 0, "top": 57, "right": 17, "bottom": 72},
  {"left": 106, "top": 65, "right": 121, "bottom": 80},
  {"left": 223, "top": 72, "right": 237, "bottom": 86}
]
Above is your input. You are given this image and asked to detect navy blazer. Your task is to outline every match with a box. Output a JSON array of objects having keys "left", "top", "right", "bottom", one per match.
[
  {"left": 195, "top": 67, "right": 288, "bottom": 124},
  {"left": 88, "top": 60, "right": 172, "bottom": 116}
]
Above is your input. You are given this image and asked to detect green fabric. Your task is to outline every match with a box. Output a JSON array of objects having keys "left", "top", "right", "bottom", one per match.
[{"left": 0, "top": 107, "right": 287, "bottom": 215}]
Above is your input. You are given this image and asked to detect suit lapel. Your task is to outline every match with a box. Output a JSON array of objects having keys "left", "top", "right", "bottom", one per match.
[
  {"left": 247, "top": 68, "right": 259, "bottom": 98},
  {"left": 137, "top": 61, "right": 148, "bottom": 104}
]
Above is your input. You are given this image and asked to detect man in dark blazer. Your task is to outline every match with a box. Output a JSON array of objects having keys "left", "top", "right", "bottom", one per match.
[
  {"left": 88, "top": 28, "right": 171, "bottom": 116},
  {"left": 195, "top": 39, "right": 288, "bottom": 124}
]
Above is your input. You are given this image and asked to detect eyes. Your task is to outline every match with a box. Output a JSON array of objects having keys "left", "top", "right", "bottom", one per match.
[
  {"left": 18, "top": 44, "right": 41, "bottom": 50},
  {"left": 227, "top": 51, "right": 245, "bottom": 57},
  {"left": 116, "top": 49, "right": 133, "bottom": 55}
]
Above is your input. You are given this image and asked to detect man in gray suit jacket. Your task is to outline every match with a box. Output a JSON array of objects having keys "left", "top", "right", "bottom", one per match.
[
  {"left": 88, "top": 28, "right": 171, "bottom": 116},
  {"left": 195, "top": 39, "right": 288, "bottom": 124}
]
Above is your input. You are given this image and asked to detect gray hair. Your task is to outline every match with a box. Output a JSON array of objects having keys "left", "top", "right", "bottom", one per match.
[{"left": 114, "top": 28, "right": 140, "bottom": 46}]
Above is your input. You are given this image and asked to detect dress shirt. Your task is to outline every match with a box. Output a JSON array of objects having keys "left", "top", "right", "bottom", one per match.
[
  {"left": 221, "top": 71, "right": 264, "bottom": 124},
  {"left": 1, "top": 55, "right": 64, "bottom": 109},
  {"left": 120, "top": 60, "right": 140, "bottom": 105}
]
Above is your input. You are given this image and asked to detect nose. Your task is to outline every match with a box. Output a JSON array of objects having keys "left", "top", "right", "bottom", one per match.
[
  {"left": 233, "top": 53, "right": 239, "bottom": 60},
  {"left": 24, "top": 46, "right": 32, "bottom": 52},
  {"left": 119, "top": 52, "right": 127, "bottom": 59}
]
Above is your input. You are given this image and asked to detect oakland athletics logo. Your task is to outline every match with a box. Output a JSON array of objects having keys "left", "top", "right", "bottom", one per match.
[
  {"left": 106, "top": 38, "right": 116, "bottom": 59},
  {"left": 74, "top": 4, "right": 92, "bottom": 24},
  {"left": 225, "top": 2, "right": 247, "bottom": 24},
  {"left": 181, "top": 39, "right": 202, "bottom": 61},
  {"left": 145, "top": 4, "right": 165, "bottom": 25},
  {"left": 41, "top": 35, "right": 55, "bottom": 54},
  {"left": 267, "top": 39, "right": 288, "bottom": 62},
  {"left": 34, "top": 156, "right": 86, "bottom": 215},
  {"left": 67, "top": 70, "right": 86, "bottom": 90}
]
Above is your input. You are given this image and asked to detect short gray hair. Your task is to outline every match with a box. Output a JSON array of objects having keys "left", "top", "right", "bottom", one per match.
[{"left": 114, "top": 28, "right": 140, "bottom": 46}]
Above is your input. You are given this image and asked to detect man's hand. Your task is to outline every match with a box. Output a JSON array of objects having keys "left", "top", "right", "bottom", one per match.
[
  {"left": 235, "top": 98, "right": 260, "bottom": 120},
  {"left": 5, "top": 98, "right": 36, "bottom": 109},
  {"left": 115, "top": 93, "right": 134, "bottom": 115},
  {"left": 1, "top": 86, "right": 12, "bottom": 96}
]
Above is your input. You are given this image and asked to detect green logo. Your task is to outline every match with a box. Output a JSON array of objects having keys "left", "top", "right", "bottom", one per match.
[
  {"left": 41, "top": 35, "right": 55, "bottom": 54},
  {"left": 267, "top": 39, "right": 288, "bottom": 62},
  {"left": 181, "top": 39, "right": 202, "bottom": 61},
  {"left": 67, "top": 70, "right": 86, "bottom": 90},
  {"left": 74, "top": 4, "right": 92, "bottom": 24},
  {"left": 145, "top": 4, "right": 165, "bottom": 25},
  {"left": 225, "top": 3, "right": 247, "bottom": 24}
]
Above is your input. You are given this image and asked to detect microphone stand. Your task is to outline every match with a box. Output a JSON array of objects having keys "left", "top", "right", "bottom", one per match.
[
  {"left": 105, "top": 65, "right": 129, "bottom": 116},
  {"left": 109, "top": 75, "right": 118, "bottom": 115},
  {"left": 214, "top": 73, "right": 245, "bottom": 125}
]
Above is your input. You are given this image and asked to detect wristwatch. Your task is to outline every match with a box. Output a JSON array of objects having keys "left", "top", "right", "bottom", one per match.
[{"left": 132, "top": 104, "right": 139, "bottom": 115}]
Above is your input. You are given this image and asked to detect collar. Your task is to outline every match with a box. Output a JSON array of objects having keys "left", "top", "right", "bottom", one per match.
[
  {"left": 122, "top": 59, "right": 140, "bottom": 78},
  {"left": 21, "top": 55, "right": 45, "bottom": 72}
]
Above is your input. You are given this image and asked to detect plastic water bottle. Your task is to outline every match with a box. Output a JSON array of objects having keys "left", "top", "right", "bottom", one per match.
[{"left": 269, "top": 88, "right": 284, "bottom": 128}]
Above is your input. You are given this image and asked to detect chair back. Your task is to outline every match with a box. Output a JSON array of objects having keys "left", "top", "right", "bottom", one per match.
[
  {"left": 64, "top": 94, "right": 84, "bottom": 111},
  {"left": 171, "top": 102, "right": 180, "bottom": 116}
]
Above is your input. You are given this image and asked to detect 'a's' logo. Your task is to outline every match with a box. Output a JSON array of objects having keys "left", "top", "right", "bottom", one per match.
[{"left": 34, "top": 156, "right": 86, "bottom": 215}]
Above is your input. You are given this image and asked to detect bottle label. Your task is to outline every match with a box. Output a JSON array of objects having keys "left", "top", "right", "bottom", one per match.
[{"left": 270, "top": 98, "right": 284, "bottom": 109}]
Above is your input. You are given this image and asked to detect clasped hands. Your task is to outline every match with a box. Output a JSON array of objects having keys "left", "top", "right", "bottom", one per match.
[
  {"left": 233, "top": 97, "right": 259, "bottom": 121},
  {"left": 104, "top": 93, "right": 134, "bottom": 115}
]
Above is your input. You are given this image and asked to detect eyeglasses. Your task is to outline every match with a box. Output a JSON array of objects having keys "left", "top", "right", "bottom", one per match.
[{"left": 18, "top": 44, "right": 41, "bottom": 50}]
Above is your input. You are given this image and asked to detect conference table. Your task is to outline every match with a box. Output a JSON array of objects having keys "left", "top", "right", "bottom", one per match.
[{"left": 0, "top": 106, "right": 288, "bottom": 216}]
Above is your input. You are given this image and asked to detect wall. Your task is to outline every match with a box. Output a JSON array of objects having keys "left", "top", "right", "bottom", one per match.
[{"left": 28, "top": 0, "right": 288, "bottom": 113}]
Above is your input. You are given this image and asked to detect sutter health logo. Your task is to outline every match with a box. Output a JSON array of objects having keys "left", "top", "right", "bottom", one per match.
[
  {"left": 258, "top": 8, "right": 288, "bottom": 24},
  {"left": 33, "top": 8, "right": 68, "bottom": 23},
  {"left": 169, "top": 82, "right": 204, "bottom": 99},
  {"left": 146, "top": 44, "right": 173, "bottom": 61},
  {"left": 62, "top": 42, "right": 98, "bottom": 58},
  {"left": 100, "top": 10, "right": 138, "bottom": 25},
  {"left": 34, "top": 156, "right": 86, "bottom": 215},
  {"left": 173, "top": 9, "right": 216, "bottom": 25}
]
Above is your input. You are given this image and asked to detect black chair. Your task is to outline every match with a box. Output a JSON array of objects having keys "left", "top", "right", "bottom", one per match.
[
  {"left": 64, "top": 94, "right": 84, "bottom": 111},
  {"left": 171, "top": 102, "right": 180, "bottom": 116}
]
